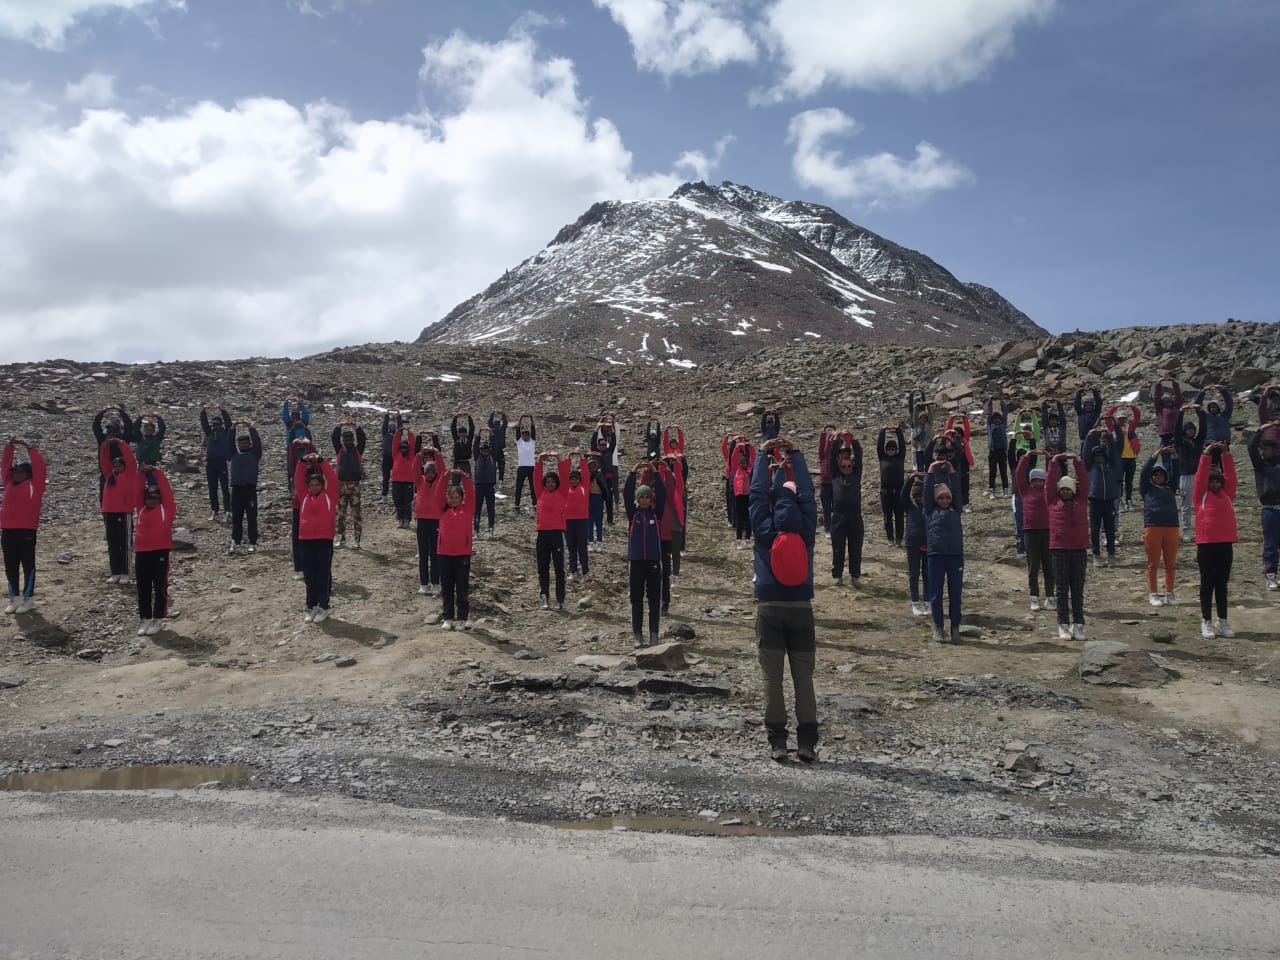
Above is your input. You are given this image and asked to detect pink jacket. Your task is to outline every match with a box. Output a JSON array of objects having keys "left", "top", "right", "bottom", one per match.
[{"left": 1045, "top": 457, "right": 1091, "bottom": 550}]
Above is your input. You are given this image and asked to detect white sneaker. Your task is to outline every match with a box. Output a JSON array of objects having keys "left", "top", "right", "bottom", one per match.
[
  {"left": 106, "top": 574, "right": 120, "bottom": 584},
  {"left": 441, "top": 620, "right": 452, "bottom": 631},
  {"left": 431, "top": 584, "right": 441, "bottom": 597},
  {"left": 335, "top": 535, "right": 343, "bottom": 548},
  {"left": 293, "top": 571, "right": 304, "bottom": 581},
  {"left": 832, "top": 575, "right": 842, "bottom": 586},
  {"left": 228, "top": 542, "right": 237, "bottom": 556},
  {"left": 1163, "top": 592, "right": 1175, "bottom": 605},
  {"left": 456, "top": 620, "right": 469, "bottom": 631},
  {"left": 146, "top": 619, "right": 164, "bottom": 636},
  {"left": 4, "top": 599, "right": 15, "bottom": 614},
  {"left": 1267, "top": 575, "right": 1278, "bottom": 592},
  {"left": 209, "top": 513, "right": 218, "bottom": 522},
  {"left": 138, "top": 620, "right": 150, "bottom": 636},
  {"left": 1217, "top": 619, "right": 1234, "bottom": 638},
  {"left": 671, "top": 575, "right": 680, "bottom": 588},
  {"left": 117, "top": 576, "right": 131, "bottom": 586},
  {"left": 418, "top": 584, "right": 429, "bottom": 595},
  {"left": 304, "top": 608, "right": 315, "bottom": 623},
  {"left": 1200, "top": 619, "right": 1214, "bottom": 639},
  {"left": 1149, "top": 592, "right": 1162, "bottom": 607},
  {"left": 313, "top": 608, "right": 329, "bottom": 624},
  {"left": 15, "top": 597, "right": 34, "bottom": 614},
  {"left": 1057, "top": 624, "right": 1072, "bottom": 640},
  {"left": 1044, "top": 596, "right": 1056, "bottom": 610},
  {"left": 1030, "top": 595, "right": 1040, "bottom": 611},
  {"left": 248, "top": 544, "right": 257, "bottom": 553},
  {"left": 1071, "top": 623, "right": 1086, "bottom": 641},
  {"left": 352, "top": 539, "right": 360, "bottom": 549}
]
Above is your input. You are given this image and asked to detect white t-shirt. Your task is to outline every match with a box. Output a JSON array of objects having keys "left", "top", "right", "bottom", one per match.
[{"left": 517, "top": 438, "right": 536, "bottom": 468}]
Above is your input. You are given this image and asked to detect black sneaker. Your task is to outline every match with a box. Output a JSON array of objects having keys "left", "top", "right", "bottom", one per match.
[
  {"left": 770, "top": 746, "right": 790, "bottom": 762},
  {"left": 797, "top": 747, "right": 818, "bottom": 763},
  {"left": 950, "top": 627, "right": 964, "bottom": 645}
]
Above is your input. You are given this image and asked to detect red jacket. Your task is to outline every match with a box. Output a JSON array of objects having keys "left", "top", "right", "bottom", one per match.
[
  {"left": 1193, "top": 452, "right": 1238, "bottom": 545},
  {"left": 295, "top": 459, "right": 339, "bottom": 540},
  {"left": 657, "top": 462, "right": 686, "bottom": 538},
  {"left": 413, "top": 451, "right": 446, "bottom": 520},
  {"left": 133, "top": 469, "right": 176, "bottom": 552},
  {"left": 99, "top": 440, "right": 137, "bottom": 514},
  {"left": 1014, "top": 455, "right": 1049, "bottom": 531},
  {"left": 390, "top": 428, "right": 417, "bottom": 483},
  {"left": 662, "top": 428, "right": 685, "bottom": 456},
  {"left": 0, "top": 444, "right": 46, "bottom": 530},
  {"left": 562, "top": 458, "right": 590, "bottom": 521},
  {"left": 1045, "top": 457, "right": 1091, "bottom": 550},
  {"left": 534, "top": 459, "right": 568, "bottom": 531},
  {"left": 436, "top": 471, "right": 475, "bottom": 556},
  {"left": 289, "top": 438, "right": 318, "bottom": 510},
  {"left": 731, "top": 443, "right": 755, "bottom": 496},
  {"left": 721, "top": 435, "right": 746, "bottom": 480}
]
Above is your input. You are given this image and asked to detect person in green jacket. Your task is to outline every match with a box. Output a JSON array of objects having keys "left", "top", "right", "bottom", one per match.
[{"left": 132, "top": 411, "right": 166, "bottom": 466}]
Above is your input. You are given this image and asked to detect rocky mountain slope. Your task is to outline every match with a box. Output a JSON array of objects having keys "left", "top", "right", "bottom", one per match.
[{"left": 418, "top": 181, "right": 1044, "bottom": 364}]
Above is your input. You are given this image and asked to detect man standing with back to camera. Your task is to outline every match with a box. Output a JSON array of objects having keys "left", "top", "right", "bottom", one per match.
[{"left": 750, "top": 435, "right": 819, "bottom": 763}]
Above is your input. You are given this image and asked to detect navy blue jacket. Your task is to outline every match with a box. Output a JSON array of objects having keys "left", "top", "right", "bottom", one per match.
[
  {"left": 473, "top": 450, "right": 498, "bottom": 485},
  {"left": 901, "top": 478, "right": 927, "bottom": 549},
  {"left": 381, "top": 412, "right": 403, "bottom": 457},
  {"left": 487, "top": 413, "right": 508, "bottom": 452},
  {"left": 200, "top": 407, "right": 235, "bottom": 462},
  {"left": 1139, "top": 456, "right": 1179, "bottom": 527},
  {"left": 1195, "top": 388, "right": 1233, "bottom": 445},
  {"left": 985, "top": 400, "right": 1009, "bottom": 452},
  {"left": 1083, "top": 434, "right": 1122, "bottom": 502},
  {"left": 1248, "top": 430, "right": 1280, "bottom": 506},
  {"left": 228, "top": 428, "right": 262, "bottom": 486},
  {"left": 1074, "top": 389, "right": 1102, "bottom": 444},
  {"left": 623, "top": 472, "right": 666, "bottom": 561},
  {"left": 922, "top": 464, "right": 964, "bottom": 556},
  {"left": 750, "top": 451, "right": 817, "bottom": 602}
]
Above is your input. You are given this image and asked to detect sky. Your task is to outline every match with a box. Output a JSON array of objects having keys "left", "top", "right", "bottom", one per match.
[{"left": 0, "top": 0, "right": 1276, "bottom": 363}]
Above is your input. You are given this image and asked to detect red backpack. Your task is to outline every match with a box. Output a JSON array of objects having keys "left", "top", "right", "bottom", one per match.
[{"left": 770, "top": 531, "right": 809, "bottom": 587}]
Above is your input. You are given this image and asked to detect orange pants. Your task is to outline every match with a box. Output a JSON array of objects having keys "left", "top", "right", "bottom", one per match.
[{"left": 1144, "top": 525, "right": 1179, "bottom": 593}]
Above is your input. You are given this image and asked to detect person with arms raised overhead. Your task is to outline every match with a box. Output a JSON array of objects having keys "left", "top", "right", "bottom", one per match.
[
  {"left": 1247, "top": 428, "right": 1280, "bottom": 592},
  {"left": 562, "top": 449, "right": 591, "bottom": 581},
  {"left": 585, "top": 453, "right": 611, "bottom": 549},
  {"left": 624, "top": 459, "right": 666, "bottom": 649},
  {"left": 729, "top": 434, "right": 755, "bottom": 549},
  {"left": 907, "top": 389, "right": 933, "bottom": 472},
  {"left": 876, "top": 424, "right": 907, "bottom": 545},
  {"left": 944, "top": 409, "right": 975, "bottom": 512},
  {"left": 132, "top": 410, "right": 166, "bottom": 466},
  {"left": 379, "top": 409, "right": 402, "bottom": 498},
  {"left": 750, "top": 435, "right": 818, "bottom": 762},
  {"left": 1139, "top": 445, "right": 1181, "bottom": 607},
  {"left": 760, "top": 407, "right": 781, "bottom": 443},
  {"left": 817, "top": 424, "right": 837, "bottom": 536},
  {"left": 282, "top": 396, "right": 311, "bottom": 494},
  {"left": 828, "top": 429, "right": 865, "bottom": 586},
  {"left": 99, "top": 437, "right": 137, "bottom": 584},
  {"left": 1009, "top": 409, "right": 1041, "bottom": 559},
  {"left": 450, "top": 413, "right": 475, "bottom": 474},
  {"left": 389, "top": 416, "right": 418, "bottom": 529},
  {"left": 1, "top": 438, "right": 46, "bottom": 614},
  {"left": 1015, "top": 448, "right": 1055, "bottom": 614},
  {"left": 487, "top": 410, "right": 509, "bottom": 485},
  {"left": 228, "top": 420, "right": 262, "bottom": 555},
  {"left": 533, "top": 450, "right": 568, "bottom": 611},
  {"left": 1040, "top": 398, "right": 1068, "bottom": 456},
  {"left": 132, "top": 466, "right": 175, "bottom": 637},
  {"left": 514, "top": 415, "right": 539, "bottom": 514},
  {"left": 200, "top": 402, "right": 234, "bottom": 523},
  {"left": 330, "top": 419, "right": 366, "bottom": 549},
  {"left": 985, "top": 397, "right": 1010, "bottom": 499},
  {"left": 1175, "top": 402, "right": 1206, "bottom": 542},
  {"left": 1106, "top": 402, "right": 1142, "bottom": 512},
  {"left": 1193, "top": 441, "right": 1238, "bottom": 639},
  {"left": 1083, "top": 425, "right": 1122, "bottom": 568},
  {"left": 1195, "top": 384, "right": 1233, "bottom": 446},
  {"left": 294, "top": 450, "right": 339, "bottom": 624},
  {"left": 1046, "top": 451, "right": 1090, "bottom": 640},
  {"left": 923, "top": 455, "right": 966, "bottom": 644},
  {"left": 412, "top": 443, "right": 446, "bottom": 596},
  {"left": 1073, "top": 386, "right": 1103, "bottom": 455},
  {"left": 472, "top": 435, "right": 499, "bottom": 538},
  {"left": 435, "top": 467, "right": 475, "bottom": 632},
  {"left": 901, "top": 471, "right": 930, "bottom": 618},
  {"left": 1152, "top": 379, "right": 1183, "bottom": 446}
]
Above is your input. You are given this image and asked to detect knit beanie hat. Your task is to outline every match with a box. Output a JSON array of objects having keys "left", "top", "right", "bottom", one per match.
[
  {"left": 1029, "top": 467, "right": 1047, "bottom": 481},
  {"left": 635, "top": 485, "right": 653, "bottom": 498},
  {"left": 933, "top": 483, "right": 952, "bottom": 502},
  {"left": 1058, "top": 475, "right": 1077, "bottom": 494}
]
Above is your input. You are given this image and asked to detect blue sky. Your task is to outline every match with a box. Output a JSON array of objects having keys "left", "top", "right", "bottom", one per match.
[{"left": 0, "top": 0, "right": 1276, "bottom": 362}]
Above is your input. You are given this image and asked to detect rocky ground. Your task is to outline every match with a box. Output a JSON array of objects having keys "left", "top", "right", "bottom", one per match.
[{"left": 1, "top": 321, "right": 1278, "bottom": 857}]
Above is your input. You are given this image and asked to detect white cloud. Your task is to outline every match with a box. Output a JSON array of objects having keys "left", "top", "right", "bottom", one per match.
[
  {"left": 674, "top": 134, "right": 735, "bottom": 181},
  {"left": 759, "top": 0, "right": 1055, "bottom": 98},
  {"left": 787, "top": 108, "right": 972, "bottom": 207},
  {"left": 64, "top": 70, "right": 116, "bottom": 105},
  {"left": 592, "top": 0, "right": 758, "bottom": 77},
  {"left": 0, "top": 31, "right": 691, "bottom": 363},
  {"left": 0, "top": 0, "right": 184, "bottom": 50}
]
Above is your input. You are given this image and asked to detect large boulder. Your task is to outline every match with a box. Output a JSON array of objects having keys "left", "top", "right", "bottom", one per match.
[{"left": 1079, "top": 641, "right": 1175, "bottom": 687}]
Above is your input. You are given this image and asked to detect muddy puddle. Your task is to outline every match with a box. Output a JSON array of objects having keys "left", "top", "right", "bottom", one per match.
[
  {"left": 552, "top": 814, "right": 788, "bottom": 837},
  {"left": 0, "top": 764, "right": 253, "bottom": 792}
]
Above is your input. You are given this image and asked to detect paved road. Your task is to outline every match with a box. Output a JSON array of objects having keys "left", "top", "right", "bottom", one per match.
[{"left": 1, "top": 789, "right": 1276, "bottom": 959}]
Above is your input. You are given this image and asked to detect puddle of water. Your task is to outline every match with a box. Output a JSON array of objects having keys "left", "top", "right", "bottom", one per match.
[
  {"left": 0, "top": 764, "right": 252, "bottom": 792},
  {"left": 552, "top": 814, "right": 786, "bottom": 837}
]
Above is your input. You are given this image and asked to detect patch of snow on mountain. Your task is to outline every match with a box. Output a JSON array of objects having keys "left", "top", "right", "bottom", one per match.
[
  {"left": 752, "top": 259, "right": 792, "bottom": 273},
  {"left": 667, "top": 358, "right": 697, "bottom": 369}
]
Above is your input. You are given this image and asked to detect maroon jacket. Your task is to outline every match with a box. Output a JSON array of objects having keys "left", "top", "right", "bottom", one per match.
[
  {"left": 1014, "top": 455, "right": 1050, "bottom": 531},
  {"left": 1045, "top": 457, "right": 1091, "bottom": 550}
]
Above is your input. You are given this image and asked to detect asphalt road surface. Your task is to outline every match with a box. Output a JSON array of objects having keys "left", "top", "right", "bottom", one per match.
[{"left": 1, "top": 789, "right": 1276, "bottom": 959}]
